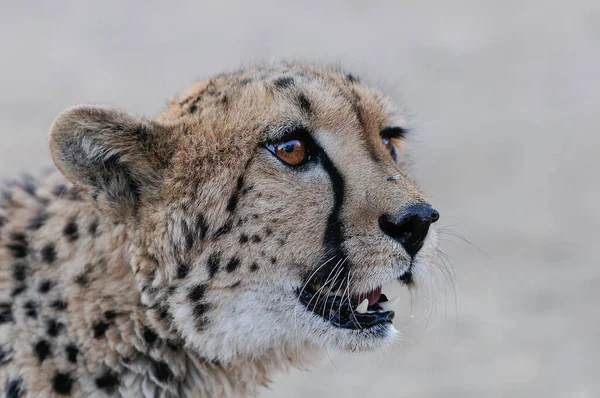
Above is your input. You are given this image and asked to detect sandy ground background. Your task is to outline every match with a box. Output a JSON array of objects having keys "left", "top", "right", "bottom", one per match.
[{"left": 1, "top": 1, "right": 599, "bottom": 397}]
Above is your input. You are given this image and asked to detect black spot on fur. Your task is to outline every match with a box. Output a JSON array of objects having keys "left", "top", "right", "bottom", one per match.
[
  {"left": 52, "top": 372, "right": 73, "bottom": 395},
  {"left": 52, "top": 184, "right": 67, "bottom": 196},
  {"left": 6, "top": 241, "right": 28, "bottom": 258},
  {"left": 226, "top": 176, "right": 245, "bottom": 212},
  {"left": 65, "top": 344, "right": 78, "bottom": 363},
  {"left": 183, "top": 215, "right": 208, "bottom": 250},
  {"left": 250, "top": 262, "right": 259, "bottom": 272},
  {"left": 156, "top": 306, "right": 169, "bottom": 320},
  {"left": 92, "top": 321, "right": 109, "bottom": 338},
  {"left": 188, "top": 284, "right": 206, "bottom": 301},
  {"left": 220, "top": 95, "right": 229, "bottom": 106},
  {"left": 5, "top": 379, "right": 22, "bottom": 398},
  {"left": 239, "top": 234, "right": 249, "bottom": 244},
  {"left": 194, "top": 303, "right": 208, "bottom": 316},
  {"left": 143, "top": 326, "right": 158, "bottom": 345},
  {"left": 74, "top": 273, "right": 88, "bottom": 286},
  {"left": 11, "top": 285, "right": 26, "bottom": 297},
  {"left": 0, "top": 346, "right": 10, "bottom": 366},
  {"left": 27, "top": 212, "right": 48, "bottom": 231},
  {"left": 95, "top": 371, "right": 120, "bottom": 393},
  {"left": 12, "top": 262, "right": 27, "bottom": 281},
  {"left": 270, "top": 257, "right": 277, "bottom": 264},
  {"left": 265, "top": 227, "right": 273, "bottom": 236},
  {"left": 189, "top": 103, "right": 198, "bottom": 113},
  {"left": 207, "top": 254, "right": 220, "bottom": 278},
  {"left": 213, "top": 219, "right": 232, "bottom": 239},
  {"left": 225, "top": 258, "right": 240, "bottom": 273},
  {"left": 51, "top": 300, "right": 67, "bottom": 310},
  {"left": 151, "top": 359, "right": 174, "bottom": 383},
  {"left": 38, "top": 279, "right": 52, "bottom": 293},
  {"left": 176, "top": 262, "right": 190, "bottom": 279},
  {"left": 251, "top": 235, "right": 261, "bottom": 243},
  {"left": 34, "top": 340, "right": 51, "bottom": 362},
  {"left": 46, "top": 319, "right": 63, "bottom": 337},
  {"left": 229, "top": 281, "right": 241, "bottom": 288},
  {"left": 88, "top": 219, "right": 99, "bottom": 235},
  {"left": 0, "top": 303, "right": 13, "bottom": 324},
  {"left": 346, "top": 73, "right": 359, "bottom": 83},
  {"left": 240, "top": 77, "right": 252, "bottom": 85},
  {"left": 63, "top": 220, "right": 79, "bottom": 242},
  {"left": 41, "top": 243, "right": 56, "bottom": 264},
  {"left": 24, "top": 301, "right": 37, "bottom": 318},
  {"left": 274, "top": 76, "right": 295, "bottom": 88},
  {"left": 196, "top": 216, "right": 208, "bottom": 240},
  {"left": 297, "top": 93, "right": 312, "bottom": 114},
  {"left": 104, "top": 310, "right": 117, "bottom": 320}
]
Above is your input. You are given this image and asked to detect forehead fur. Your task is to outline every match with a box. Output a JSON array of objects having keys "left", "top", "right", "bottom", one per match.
[{"left": 154, "top": 63, "right": 400, "bottom": 199}]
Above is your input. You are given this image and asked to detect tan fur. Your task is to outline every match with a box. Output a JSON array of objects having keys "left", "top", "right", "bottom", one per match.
[{"left": 0, "top": 62, "right": 438, "bottom": 397}]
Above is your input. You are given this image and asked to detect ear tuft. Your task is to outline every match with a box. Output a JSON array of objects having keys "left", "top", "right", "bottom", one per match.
[{"left": 49, "top": 105, "right": 176, "bottom": 221}]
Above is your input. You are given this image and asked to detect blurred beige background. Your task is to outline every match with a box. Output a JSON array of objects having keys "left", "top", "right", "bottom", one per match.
[{"left": 1, "top": 1, "right": 599, "bottom": 397}]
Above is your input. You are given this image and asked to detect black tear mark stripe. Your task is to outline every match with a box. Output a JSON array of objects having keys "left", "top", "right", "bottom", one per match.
[{"left": 312, "top": 147, "right": 349, "bottom": 289}]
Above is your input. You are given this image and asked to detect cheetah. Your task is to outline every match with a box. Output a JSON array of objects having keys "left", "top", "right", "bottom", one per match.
[{"left": 0, "top": 62, "right": 440, "bottom": 397}]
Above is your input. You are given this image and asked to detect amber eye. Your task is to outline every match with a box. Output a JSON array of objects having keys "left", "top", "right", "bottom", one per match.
[{"left": 267, "top": 139, "right": 309, "bottom": 166}]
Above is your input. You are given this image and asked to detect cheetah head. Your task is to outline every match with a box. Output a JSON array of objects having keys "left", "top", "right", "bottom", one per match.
[{"left": 49, "top": 64, "right": 440, "bottom": 364}]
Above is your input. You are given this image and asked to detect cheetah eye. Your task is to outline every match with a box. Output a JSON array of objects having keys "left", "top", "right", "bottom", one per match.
[
  {"left": 381, "top": 136, "right": 393, "bottom": 152},
  {"left": 267, "top": 135, "right": 313, "bottom": 167},
  {"left": 380, "top": 126, "right": 407, "bottom": 161}
]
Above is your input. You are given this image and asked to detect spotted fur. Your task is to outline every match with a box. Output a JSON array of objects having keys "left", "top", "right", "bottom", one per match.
[{"left": 0, "top": 62, "right": 439, "bottom": 397}]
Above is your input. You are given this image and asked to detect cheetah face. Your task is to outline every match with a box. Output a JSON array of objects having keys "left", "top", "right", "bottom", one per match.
[{"left": 49, "top": 64, "right": 440, "bottom": 363}]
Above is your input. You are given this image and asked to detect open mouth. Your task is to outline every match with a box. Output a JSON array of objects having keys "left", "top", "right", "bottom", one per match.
[{"left": 297, "top": 284, "right": 397, "bottom": 330}]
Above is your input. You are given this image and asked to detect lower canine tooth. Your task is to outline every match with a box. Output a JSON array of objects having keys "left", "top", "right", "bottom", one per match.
[
  {"left": 356, "top": 299, "right": 369, "bottom": 314},
  {"left": 379, "top": 297, "right": 400, "bottom": 311}
]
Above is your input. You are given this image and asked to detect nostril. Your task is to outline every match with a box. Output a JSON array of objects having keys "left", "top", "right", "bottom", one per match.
[{"left": 431, "top": 209, "right": 440, "bottom": 223}]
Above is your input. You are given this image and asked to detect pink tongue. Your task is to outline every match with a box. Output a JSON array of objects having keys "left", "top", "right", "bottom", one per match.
[{"left": 358, "top": 287, "right": 382, "bottom": 306}]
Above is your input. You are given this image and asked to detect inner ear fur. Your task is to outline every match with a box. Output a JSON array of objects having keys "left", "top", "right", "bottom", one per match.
[{"left": 49, "top": 105, "right": 180, "bottom": 221}]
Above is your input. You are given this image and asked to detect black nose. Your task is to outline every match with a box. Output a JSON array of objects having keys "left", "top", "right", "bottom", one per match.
[{"left": 378, "top": 204, "right": 439, "bottom": 257}]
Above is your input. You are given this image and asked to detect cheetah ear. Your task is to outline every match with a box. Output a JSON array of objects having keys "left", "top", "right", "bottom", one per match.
[{"left": 49, "top": 105, "right": 178, "bottom": 222}]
